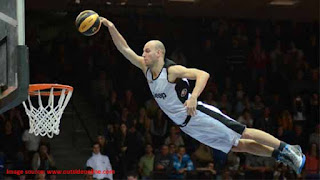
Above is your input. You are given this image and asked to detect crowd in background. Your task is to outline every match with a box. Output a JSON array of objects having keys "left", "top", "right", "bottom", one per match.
[{"left": 0, "top": 11, "right": 319, "bottom": 179}]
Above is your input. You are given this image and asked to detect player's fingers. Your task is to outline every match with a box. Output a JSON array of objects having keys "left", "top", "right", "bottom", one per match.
[
  {"left": 187, "top": 107, "right": 191, "bottom": 116},
  {"left": 191, "top": 108, "right": 196, "bottom": 116}
]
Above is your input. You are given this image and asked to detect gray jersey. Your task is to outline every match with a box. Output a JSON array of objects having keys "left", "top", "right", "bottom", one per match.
[{"left": 146, "top": 59, "right": 190, "bottom": 125}]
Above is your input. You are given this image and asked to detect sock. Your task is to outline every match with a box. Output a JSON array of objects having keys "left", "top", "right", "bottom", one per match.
[
  {"left": 278, "top": 141, "right": 287, "bottom": 151},
  {"left": 272, "top": 149, "right": 280, "bottom": 160}
]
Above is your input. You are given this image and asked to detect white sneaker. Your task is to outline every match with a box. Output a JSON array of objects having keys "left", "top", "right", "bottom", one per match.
[{"left": 278, "top": 145, "right": 306, "bottom": 174}]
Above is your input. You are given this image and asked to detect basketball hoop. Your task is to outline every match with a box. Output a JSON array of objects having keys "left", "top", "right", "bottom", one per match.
[{"left": 22, "top": 84, "right": 73, "bottom": 138}]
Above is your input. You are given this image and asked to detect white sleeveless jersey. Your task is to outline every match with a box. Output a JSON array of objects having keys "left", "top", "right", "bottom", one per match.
[{"left": 145, "top": 59, "right": 190, "bottom": 125}]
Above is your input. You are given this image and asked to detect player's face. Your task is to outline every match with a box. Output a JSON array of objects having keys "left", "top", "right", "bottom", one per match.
[{"left": 142, "top": 43, "right": 157, "bottom": 67}]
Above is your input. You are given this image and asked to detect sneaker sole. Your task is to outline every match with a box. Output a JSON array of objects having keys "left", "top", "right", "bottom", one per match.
[{"left": 297, "top": 154, "right": 306, "bottom": 174}]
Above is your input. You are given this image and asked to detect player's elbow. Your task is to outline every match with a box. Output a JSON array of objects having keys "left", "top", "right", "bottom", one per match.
[{"left": 202, "top": 71, "right": 210, "bottom": 81}]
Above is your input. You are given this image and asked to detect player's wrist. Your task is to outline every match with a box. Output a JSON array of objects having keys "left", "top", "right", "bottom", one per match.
[{"left": 190, "top": 95, "right": 197, "bottom": 100}]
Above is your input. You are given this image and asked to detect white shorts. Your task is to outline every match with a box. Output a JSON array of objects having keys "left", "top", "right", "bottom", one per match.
[{"left": 179, "top": 102, "right": 246, "bottom": 153}]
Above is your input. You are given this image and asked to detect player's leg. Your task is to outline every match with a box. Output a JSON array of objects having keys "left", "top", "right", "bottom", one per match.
[
  {"left": 231, "top": 139, "right": 273, "bottom": 157},
  {"left": 242, "top": 128, "right": 282, "bottom": 150}
]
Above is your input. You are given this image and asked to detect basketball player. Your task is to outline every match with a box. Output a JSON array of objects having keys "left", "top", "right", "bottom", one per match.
[{"left": 99, "top": 17, "right": 306, "bottom": 174}]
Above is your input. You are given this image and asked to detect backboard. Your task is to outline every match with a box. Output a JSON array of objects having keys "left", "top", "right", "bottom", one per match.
[{"left": 0, "top": 0, "right": 29, "bottom": 114}]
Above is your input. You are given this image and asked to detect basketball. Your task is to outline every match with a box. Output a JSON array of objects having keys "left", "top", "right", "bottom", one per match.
[{"left": 75, "top": 10, "right": 101, "bottom": 36}]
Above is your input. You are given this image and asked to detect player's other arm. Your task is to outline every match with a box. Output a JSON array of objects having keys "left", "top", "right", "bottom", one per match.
[
  {"left": 169, "top": 65, "right": 210, "bottom": 99},
  {"left": 169, "top": 65, "right": 210, "bottom": 116},
  {"left": 100, "top": 17, "right": 146, "bottom": 72}
]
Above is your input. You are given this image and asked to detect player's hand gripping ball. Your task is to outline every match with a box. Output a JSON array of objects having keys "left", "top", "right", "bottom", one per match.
[{"left": 75, "top": 10, "right": 101, "bottom": 36}]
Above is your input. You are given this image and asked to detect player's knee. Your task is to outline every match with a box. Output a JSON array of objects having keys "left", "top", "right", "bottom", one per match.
[{"left": 232, "top": 139, "right": 246, "bottom": 152}]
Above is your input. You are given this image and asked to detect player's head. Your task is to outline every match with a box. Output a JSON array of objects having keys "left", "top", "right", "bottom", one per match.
[{"left": 142, "top": 40, "right": 166, "bottom": 67}]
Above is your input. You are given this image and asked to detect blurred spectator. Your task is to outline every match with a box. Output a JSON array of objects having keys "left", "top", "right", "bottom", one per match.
[
  {"left": 286, "top": 41, "right": 304, "bottom": 64},
  {"left": 97, "top": 135, "right": 118, "bottom": 171},
  {"left": 121, "top": 89, "right": 138, "bottom": 114},
  {"left": 127, "top": 171, "right": 138, "bottom": 180},
  {"left": 35, "top": 171, "right": 46, "bottom": 180},
  {"left": 107, "top": 90, "right": 121, "bottom": 125},
  {"left": 9, "top": 107, "right": 25, "bottom": 135},
  {"left": 223, "top": 76, "right": 234, "bottom": 99},
  {"left": 254, "top": 107, "right": 276, "bottom": 135},
  {"left": 235, "top": 82, "right": 245, "bottom": 100},
  {"left": 226, "top": 151, "right": 243, "bottom": 178},
  {"left": 22, "top": 128, "right": 41, "bottom": 162},
  {"left": 135, "top": 107, "right": 151, "bottom": 135},
  {"left": 203, "top": 78, "right": 219, "bottom": 101},
  {"left": 0, "top": 120, "right": 24, "bottom": 169},
  {"left": 292, "top": 96, "right": 306, "bottom": 122},
  {"left": 276, "top": 125, "right": 294, "bottom": 145},
  {"left": 116, "top": 123, "right": 129, "bottom": 179},
  {"left": 196, "top": 161, "right": 217, "bottom": 179},
  {"left": 251, "top": 94, "right": 265, "bottom": 119},
  {"left": 278, "top": 110, "right": 293, "bottom": 132},
  {"left": 237, "top": 109, "right": 253, "bottom": 128},
  {"left": 138, "top": 144, "right": 154, "bottom": 179},
  {"left": 255, "top": 77, "right": 269, "bottom": 97},
  {"left": 305, "top": 143, "right": 319, "bottom": 178},
  {"left": 86, "top": 142, "right": 113, "bottom": 180},
  {"left": 120, "top": 107, "right": 132, "bottom": 125},
  {"left": 305, "top": 34, "right": 319, "bottom": 68},
  {"left": 126, "top": 121, "right": 144, "bottom": 172},
  {"left": 169, "top": 143, "right": 177, "bottom": 156},
  {"left": 292, "top": 124, "right": 308, "bottom": 152},
  {"left": 308, "top": 93, "right": 319, "bottom": 128},
  {"left": 273, "top": 163, "right": 291, "bottom": 180},
  {"left": 47, "top": 167, "right": 57, "bottom": 180},
  {"left": 244, "top": 153, "right": 274, "bottom": 179},
  {"left": 309, "top": 124, "right": 320, "bottom": 148},
  {"left": 153, "top": 144, "right": 173, "bottom": 179},
  {"left": 270, "top": 93, "right": 284, "bottom": 120},
  {"left": 171, "top": 146, "right": 194, "bottom": 179},
  {"left": 270, "top": 41, "right": 284, "bottom": 75},
  {"left": 164, "top": 126, "right": 185, "bottom": 147},
  {"left": 191, "top": 144, "right": 213, "bottom": 167},
  {"left": 150, "top": 109, "right": 168, "bottom": 149},
  {"left": 32, "top": 143, "right": 55, "bottom": 171},
  {"left": 234, "top": 95, "right": 246, "bottom": 117},
  {"left": 218, "top": 93, "right": 232, "bottom": 115},
  {"left": 226, "top": 38, "right": 247, "bottom": 81},
  {"left": 248, "top": 38, "right": 268, "bottom": 81},
  {"left": 84, "top": 166, "right": 94, "bottom": 180},
  {"left": 203, "top": 92, "right": 218, "bottom": 107},
  {"left": 144, "top": 99, "right": 158, "bottom": 118}
]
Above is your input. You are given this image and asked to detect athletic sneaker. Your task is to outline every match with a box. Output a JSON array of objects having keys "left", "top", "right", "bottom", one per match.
[{"left": 278, "top": 145, "right": 306, "bottom": 174}]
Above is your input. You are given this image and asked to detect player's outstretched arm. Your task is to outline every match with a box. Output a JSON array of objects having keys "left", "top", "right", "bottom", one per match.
[{"left": 100, "top": 17, "right": 146, "bottom": 71}]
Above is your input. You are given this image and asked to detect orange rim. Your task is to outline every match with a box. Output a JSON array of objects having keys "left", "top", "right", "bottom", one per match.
[{"left": 28, "top": 84, "right": 73, "bottom": 96}]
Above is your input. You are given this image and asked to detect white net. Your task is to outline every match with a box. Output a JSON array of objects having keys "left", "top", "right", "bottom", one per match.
[{"left": 22, "top": 87, "right": 73, "bottom": 138}]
